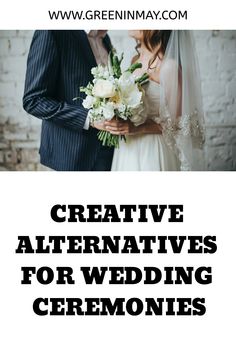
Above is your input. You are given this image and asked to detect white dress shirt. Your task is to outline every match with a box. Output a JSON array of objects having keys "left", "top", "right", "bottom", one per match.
[{"left": 83, "top": 30, "right": 108, "bottom": 129}]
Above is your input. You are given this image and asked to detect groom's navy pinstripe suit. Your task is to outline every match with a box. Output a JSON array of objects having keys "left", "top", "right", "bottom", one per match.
[{"left": 23, "top": 30, "right": 114, "bottom": 171}]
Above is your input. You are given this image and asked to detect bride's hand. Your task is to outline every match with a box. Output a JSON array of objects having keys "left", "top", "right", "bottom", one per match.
[
  {"left": 105, "top": 118, "right": 137, "bottom": 135},
  {"left": 92, "top": 117, "right": 134, "bottom": 134},
  {"left": 105, "top": 118, "right": 163, "bottom": 136},
  {"left": 140, "top": 119, "right": 163, "bottom": 134},
  {"left": 92, "top": 121, "right": 107, "bottom": 131}
]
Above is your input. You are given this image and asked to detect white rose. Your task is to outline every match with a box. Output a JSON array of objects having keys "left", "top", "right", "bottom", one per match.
[
  {"left": 82, "top": 95, "right": 96, "bottom": 109},
  {"left": 102, "top": 102, "right": 115, "bottom": 120},
  {"left": 92, "top": 79, "right": 116, "bottom": 98}
]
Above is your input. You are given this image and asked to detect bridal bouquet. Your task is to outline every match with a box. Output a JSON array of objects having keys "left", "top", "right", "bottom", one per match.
[{"left": 79, "top": 50, "right": 148, "bottom": 147}]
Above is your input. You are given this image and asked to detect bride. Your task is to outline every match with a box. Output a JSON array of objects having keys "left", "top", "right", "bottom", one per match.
[{"left": 105, "top": 30, "right": 205, "bottom": 171}]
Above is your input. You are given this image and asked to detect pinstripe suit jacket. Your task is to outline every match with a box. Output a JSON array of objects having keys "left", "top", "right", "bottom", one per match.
[{"left": 23, "top": 30, "right": 114, "bottom": 171}]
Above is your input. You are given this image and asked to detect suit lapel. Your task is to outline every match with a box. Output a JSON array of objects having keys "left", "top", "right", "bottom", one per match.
[
  {"left": 72, "top": 30, "right": 112, "bottom": 67},
  {"left": 71, "top": 30, "right": 97, "bottom": 68},
  {"left": 103, "top": 34, "right": 112, "bottom": 53}
]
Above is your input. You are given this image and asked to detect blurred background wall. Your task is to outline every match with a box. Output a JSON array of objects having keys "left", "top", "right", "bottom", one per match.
[{"left": 0, "top": 30, "right": 235, "bottom": 171}]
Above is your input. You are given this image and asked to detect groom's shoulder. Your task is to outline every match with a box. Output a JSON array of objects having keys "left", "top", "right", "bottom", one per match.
[
  {"left": 32, "top": 30, "right": 84, "bottom": 42},
  {"left": 49, "top": 30, "right": 85, "bottom": 40},
  {"left": 31, "top": 30, "right": 86, "bottom": 52}
]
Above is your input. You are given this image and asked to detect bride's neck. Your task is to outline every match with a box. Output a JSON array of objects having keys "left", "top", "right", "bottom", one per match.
[
  {"left": 138, "top": 41, "right": 163, "bottom": 62},
  {"left": 139, "top": 42, "right": 152, "bottom": 59}
]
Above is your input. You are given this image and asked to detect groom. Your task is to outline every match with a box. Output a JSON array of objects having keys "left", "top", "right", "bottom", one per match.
[{"left": 23, "top": 30, "right": 114, "bottom": 171}]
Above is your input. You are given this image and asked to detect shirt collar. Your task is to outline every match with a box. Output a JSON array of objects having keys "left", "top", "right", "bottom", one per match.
[{"left": 86, "top": 30, "right": 107, "bottom": 38}]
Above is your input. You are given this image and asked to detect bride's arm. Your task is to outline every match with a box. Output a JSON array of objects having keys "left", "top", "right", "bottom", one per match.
[{"left": 104, "top": 118, "right": 162, "bottom": 135}]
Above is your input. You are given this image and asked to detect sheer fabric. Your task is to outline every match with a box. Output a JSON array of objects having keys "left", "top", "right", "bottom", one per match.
[{"left": 158, "top": 30, "right": 205, "bottom": 170}]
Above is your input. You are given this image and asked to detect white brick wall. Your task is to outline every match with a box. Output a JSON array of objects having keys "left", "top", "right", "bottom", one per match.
[{"left": 0, "top": 30, "right": 235, "bottom": 170}]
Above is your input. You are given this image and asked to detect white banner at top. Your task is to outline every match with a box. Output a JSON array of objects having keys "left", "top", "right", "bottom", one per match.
[{"left": 0, "top": 0, "right": 236, "bottom": 30}]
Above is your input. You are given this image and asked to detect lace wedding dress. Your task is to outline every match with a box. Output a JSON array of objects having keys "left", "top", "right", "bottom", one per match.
[{"left": 111, "top": 80, "right": 180, "bottom": 171}]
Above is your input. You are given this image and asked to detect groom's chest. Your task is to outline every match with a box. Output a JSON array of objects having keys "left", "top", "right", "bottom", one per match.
[{"left": 55, "top": 32, "right": 97, "bottom": 86}]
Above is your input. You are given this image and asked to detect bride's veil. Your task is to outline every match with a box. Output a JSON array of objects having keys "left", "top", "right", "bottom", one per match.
[{"left": 159, "top": 30, "right": 205, "bottom": 170}]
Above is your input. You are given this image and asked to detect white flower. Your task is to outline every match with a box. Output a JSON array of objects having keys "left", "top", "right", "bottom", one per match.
[
  {"left": 118, "top": 71, "right": 136, "bottom": 87},
  {"left": 92, "top": 79, "right": 116, "bottom": 99},
  {"left": 94, "top": 106, "right": 103, "bottom": 116},
  {"left": 115, "top": 102, "right": 126, "bottom": 113},
  {"left": 87, "top": 110, "right": 94, "bottom": 121},
  {"left": 102, "top": 102, "right": 115, "bottom": 120},
  {"left": 118, "top": 72, "right": 143, "bottom": 109},
  {"left": 91, "top": 65, "right": 110, "bottom": 79},
  {"left": 82, "top": 95, "right": 96, "bottom": 109},
  {"left": 124, "top": 86, "right": 142, "bottom": 108}
]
